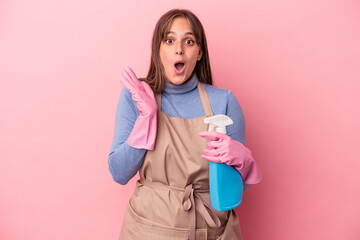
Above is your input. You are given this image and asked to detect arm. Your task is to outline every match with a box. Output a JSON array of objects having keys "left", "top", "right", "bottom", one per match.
[
  {"left": 108, "top": 88, "right": 147, "bottom": 185},
  {"left": 225, "top": 90, "right": 246, "bottom": 145},
  {"left": 200, "top": 90, "right": 262, "bottom": 188},
  {"left": 226, "top": 91, "right": 251, "bottom": 190},
  {"left": 108, "top": 66, "right": 158, "bottom": 185}
]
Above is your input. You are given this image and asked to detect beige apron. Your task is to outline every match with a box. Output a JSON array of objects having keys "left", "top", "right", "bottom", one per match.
[{"left": 119, "top": 82, "right": 242, "bottom": 240}]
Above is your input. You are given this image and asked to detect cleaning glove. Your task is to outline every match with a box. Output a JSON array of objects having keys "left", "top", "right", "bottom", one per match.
[
  {"left": 199, "top": 131, "right": 262, "bottom": 184},
  {"left": 120, "top": 66, "right": 158, "bottom": 150}
]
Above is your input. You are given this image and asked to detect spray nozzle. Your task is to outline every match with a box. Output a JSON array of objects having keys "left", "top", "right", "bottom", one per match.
[{"left": 204, "top": 114, "right": 233, "bottom": 134}]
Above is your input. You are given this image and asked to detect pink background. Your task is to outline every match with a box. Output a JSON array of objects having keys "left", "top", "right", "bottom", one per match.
[{"left": 1, "top": 0, "right": 359, "bottom": 239}]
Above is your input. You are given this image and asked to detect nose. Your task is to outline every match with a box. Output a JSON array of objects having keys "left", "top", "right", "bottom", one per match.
[{"left": 176, "top": 42, "right": 183, "bottom": 55}]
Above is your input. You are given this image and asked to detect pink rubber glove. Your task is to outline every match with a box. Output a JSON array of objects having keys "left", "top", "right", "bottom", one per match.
[
  {"left": 199, "top": 131, "right": 262, "bottom": 184},
  {"left": 120, "top": 66, "right": 158, "bottom": 150}
]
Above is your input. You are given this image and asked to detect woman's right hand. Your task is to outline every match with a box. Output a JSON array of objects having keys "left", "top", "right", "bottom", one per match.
[
  {"left": 120, "top": 66, "right": 157, "bottom": 117},
  {"left": 120, "top": 66, "right": 158, "bottom": 150}
]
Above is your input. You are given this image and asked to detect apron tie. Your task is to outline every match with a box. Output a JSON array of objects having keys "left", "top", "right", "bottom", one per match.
[
  {"left": 182, "top": 185, "right": 196, "bottom": 240},
  {"left": 139, "top": 179, "right": 221, "bottom": 240}
]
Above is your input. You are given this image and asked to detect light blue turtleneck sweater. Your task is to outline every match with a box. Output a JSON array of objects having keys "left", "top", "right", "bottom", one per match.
[{"left": 108, "top": 74, "right": 247, "bottom": 185}]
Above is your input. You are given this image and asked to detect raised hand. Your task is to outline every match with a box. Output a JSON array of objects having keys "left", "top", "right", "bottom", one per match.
[
  {"left": 120, "top": 66, "right": 157, "bottom": 117},
  {"left": 120, "top": 66, "right": 158, "bottom": 150}
]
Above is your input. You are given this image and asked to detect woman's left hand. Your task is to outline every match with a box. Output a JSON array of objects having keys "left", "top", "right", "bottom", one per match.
[{"left": 199, "top": 131, "right": 262, "bottom": 184}]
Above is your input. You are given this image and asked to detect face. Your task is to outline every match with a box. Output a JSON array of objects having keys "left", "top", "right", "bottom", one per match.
[{"left": 160, "top": 17, "right": 203, "bottom": 85}]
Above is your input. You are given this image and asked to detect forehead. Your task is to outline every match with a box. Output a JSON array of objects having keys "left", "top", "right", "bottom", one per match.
[{"left": 166, "top": 17, "right": 194, "bottom": 35}]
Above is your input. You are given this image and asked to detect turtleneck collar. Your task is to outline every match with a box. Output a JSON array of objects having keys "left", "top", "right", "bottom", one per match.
[{"left": 163, "top": 73, "right": 198, "bottom": 94}]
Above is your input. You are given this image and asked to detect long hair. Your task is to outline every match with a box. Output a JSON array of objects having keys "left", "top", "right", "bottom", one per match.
[{"left": 139, "top": 9, "right": 213, "bottom": 94}]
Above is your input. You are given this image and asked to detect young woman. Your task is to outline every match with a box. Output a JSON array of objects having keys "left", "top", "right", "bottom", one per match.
[{"left": 108, "top": 9, "right": 262, "bottom": 240}]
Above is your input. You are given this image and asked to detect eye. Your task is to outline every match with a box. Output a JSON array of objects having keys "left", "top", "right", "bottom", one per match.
[
  {"left": 165, "top": 39, "right": 173, "bottom": 44},
  {"left": 186, "top": 39, "right": 194, "bottom": 45}
]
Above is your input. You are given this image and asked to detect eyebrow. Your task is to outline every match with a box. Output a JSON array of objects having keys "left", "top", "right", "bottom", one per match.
[{"left": 166, "top": 31, "right": 194, "bottom": 36}]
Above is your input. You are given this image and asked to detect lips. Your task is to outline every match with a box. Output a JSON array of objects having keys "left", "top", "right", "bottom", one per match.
[{"left": 174, "top": 60, "right": 185, "bottom": 74}]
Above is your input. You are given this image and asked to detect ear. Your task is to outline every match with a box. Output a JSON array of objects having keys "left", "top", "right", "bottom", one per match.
[{"left": 197, "top": 48, "right": 203, "bottom": 61}]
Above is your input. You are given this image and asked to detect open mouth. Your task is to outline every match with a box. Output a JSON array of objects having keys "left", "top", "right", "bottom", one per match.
[{"left": 174, "top": 61, "right": 185, "bottom": 74}]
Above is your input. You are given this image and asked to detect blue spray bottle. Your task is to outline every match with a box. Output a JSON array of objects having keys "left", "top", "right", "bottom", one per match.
[{"left": 204, "top": 114, "right": 243, "bottom": 212}]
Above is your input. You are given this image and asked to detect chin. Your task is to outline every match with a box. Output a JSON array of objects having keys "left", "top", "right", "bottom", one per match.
[{"left": 168, "top": 76, "right": 187, "bottom": 85}]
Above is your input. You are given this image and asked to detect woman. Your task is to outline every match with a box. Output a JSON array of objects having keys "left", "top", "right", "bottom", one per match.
[{"left": 108, "top": 9, "right": 262, "bottom": 240}]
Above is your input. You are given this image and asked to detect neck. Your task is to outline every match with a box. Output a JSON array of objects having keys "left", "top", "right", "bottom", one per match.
[{"left": 163, "top": 73, "right": 199, "bottom": 94}]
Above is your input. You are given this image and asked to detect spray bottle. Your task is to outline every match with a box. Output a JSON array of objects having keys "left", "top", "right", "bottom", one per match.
[{"left": 204, "top": 114, "right": 243, "bottom": 212}]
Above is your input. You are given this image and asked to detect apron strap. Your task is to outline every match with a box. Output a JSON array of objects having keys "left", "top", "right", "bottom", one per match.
[
  {"left": 154, "top": 81, "right": 213, "bottom": 116},
  {"left": 155, "top": 93, "right": 161, "bottom": 114},
  {"left": 139, "top": 179, "right": 221, "bottom": 240},
  {"left": 197, "top": 81, "right": 213, "bottom": 116}
]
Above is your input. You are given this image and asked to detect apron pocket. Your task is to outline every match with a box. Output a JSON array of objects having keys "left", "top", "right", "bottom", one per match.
[
  {"left": 125, "top": 199, "right": 222, "bottom": 239},
  {"left": 127, "top": 200, "right": 189, "bottom": 239}
]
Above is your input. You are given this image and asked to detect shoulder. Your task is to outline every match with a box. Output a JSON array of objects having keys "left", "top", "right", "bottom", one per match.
[
  {"left": 203, "top": 83, "right": 229, "bottom": 98},
  {"left": 202, "top": 83, "right": 240, "bottom": 109}
]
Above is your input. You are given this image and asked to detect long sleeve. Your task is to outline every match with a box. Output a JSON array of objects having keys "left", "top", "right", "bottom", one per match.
[
  {"left": 108, "top": 88, "right": 147, "bottom": 185},
  {"left": 224, "top": 90, "right": 246, "bottom": 145},
  {"left": 224, "top": 90, "right": 251, "bottom": 190}
]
